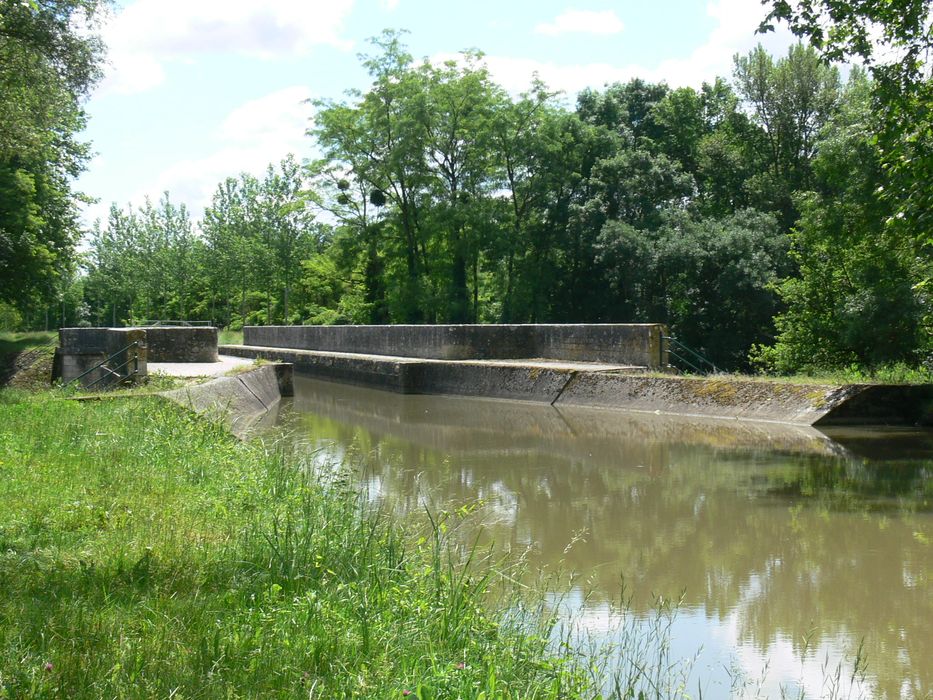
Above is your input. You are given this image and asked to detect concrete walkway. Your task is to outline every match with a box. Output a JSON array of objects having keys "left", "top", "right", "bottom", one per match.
[{"left": 148, "top": 354, "right": 255, "bottom": 378}]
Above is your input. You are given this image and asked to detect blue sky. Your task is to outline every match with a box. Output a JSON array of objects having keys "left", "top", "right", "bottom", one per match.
[{"left": 77, "top": 0, "right": 796, "bottom": 227}]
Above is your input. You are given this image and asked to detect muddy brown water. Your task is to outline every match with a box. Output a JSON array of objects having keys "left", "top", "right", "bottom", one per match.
[{"left": 277, "top": 373, "right": 933, "bottom": 699}]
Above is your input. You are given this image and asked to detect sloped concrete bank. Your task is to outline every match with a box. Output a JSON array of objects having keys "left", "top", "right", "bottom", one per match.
[
  {"left": 220, "top": 344, "right": 616, "bottom": 402},
  {"left": 220, "top": 344, "right": 933, "bottom": 426},
  {"left": 161, "top": 364, "right": 293, "bottom": 438},
  {"left": 291, "top": 374, "right": 849, "bottom": 458},
  {"left": 553, "top": 373, "right": 933, "bottom": 426}
]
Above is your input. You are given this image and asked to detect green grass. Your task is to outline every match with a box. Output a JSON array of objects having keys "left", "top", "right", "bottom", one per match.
[
  {"left": 0, "top": 393, "right": 595, "bottom": 698},
  {"left": 642, "top": 362, "right": 933, "bottom": 385},
  {"left": 0, "top": 331, "right": 56, "bottom": 356}
]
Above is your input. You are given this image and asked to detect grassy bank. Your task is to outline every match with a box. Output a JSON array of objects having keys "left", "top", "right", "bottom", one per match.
[
  {"left": 0, "top": 392, "right": 593, "bottom": 698},
  {"left": 0, "top": 332, "right": 56, "bottom": 356}
]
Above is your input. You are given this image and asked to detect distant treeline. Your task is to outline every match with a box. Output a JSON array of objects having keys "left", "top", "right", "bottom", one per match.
[{"left": 3, "top": 21, "right": 930, "bottom": 373}]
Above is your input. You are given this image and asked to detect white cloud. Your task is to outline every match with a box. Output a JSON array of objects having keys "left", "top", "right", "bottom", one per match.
[
  {"left": 127, "top": 86, "right": 314, "bottom": 219},
  {"left": 534, "top": 9, "right": 625, "bottom": 37},
  {"left": 100, "top": 0, "right": 355, "bottom": 95},
  {"left": 443, "top": 0, "right": 795, "bottom": 95},
  {"left": 432, "top": 53, "right": 636, "bottom": 96},
  {"left": 646, "top": 0, "right": 795, "bottom": 87}
]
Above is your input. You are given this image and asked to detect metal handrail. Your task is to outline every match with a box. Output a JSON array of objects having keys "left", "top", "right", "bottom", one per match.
[
  {"left": 84, "top": 352, "right": 140, "bottom": 390},
  {"left": 134, "top": 320, "right": 213, "bottom": 327},
  {"left": 65, "top": 340, "right": 140, "bottom": 389},
  {"left": 661, "top": 335, "right": 719, "bottom": 375}
]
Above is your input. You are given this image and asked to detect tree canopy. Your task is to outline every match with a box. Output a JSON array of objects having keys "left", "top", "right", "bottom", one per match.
[
  {"left": 4, "top": 21, "right": 930, "bottom": 376},
  {"left": 0, "top": 0, "right": 109, "bottom": 311}
]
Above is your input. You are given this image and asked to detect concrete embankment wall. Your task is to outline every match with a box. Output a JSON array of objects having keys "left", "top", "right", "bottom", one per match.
[
  {"left": 244, "top": 324, "right": 667, "bottom": 367},
  {"left": 291, "top": 373, "right": 848, "bottom": 458},
  {"left": 161, "top": 364, "right": 293, "bottom": 438},
  {"left": 220, "top": 344, "right": 933, "bottom": 426},
  {"left": 553, "top": 373, "right": 929, "bottom": 426},
  {"left": 221, "top": 345, "right": 581, "bottom": 402}
]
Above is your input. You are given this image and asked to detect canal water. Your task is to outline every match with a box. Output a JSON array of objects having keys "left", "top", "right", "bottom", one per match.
[{"left": 277, "top": 373, "right": 933, "bottom": 699}]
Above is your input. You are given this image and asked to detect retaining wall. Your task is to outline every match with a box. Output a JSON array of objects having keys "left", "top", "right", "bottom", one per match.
[
  {"left": 243, "top": 324, "right": 667, "bottom": 367},
  {"left": 221, "top": 344, "right": 933, "bottom": 426}
]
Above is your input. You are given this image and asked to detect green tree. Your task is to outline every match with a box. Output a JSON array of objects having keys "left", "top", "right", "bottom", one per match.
[
  {"left": 306, "top": 160, "right": 387, "bottom": 323},
  {"left": 258, "top": 156, "right": 317, "bottom": 324},
  {"left": 733, "top": 43, "right": 841, "bottom": 227},
  {"left": 85, "top": 195, "right": 203, "bottom": 325},
  {"left": 598, "top": 208, "right": 787, "bottom": 367},
  {"left": 202, "top": 175, "right": 261, "bottom": 327},
  {"left": 418, "top": 52, "right": 503, "bottom": 322},
  {"left": 753, "top": 72, "right": 927, "bottom": 370},
  {"left": 201, "top": 158, "right": 315, "bottom": 327},
  {"left": 0, "top": 0, "right": 108, "bottom": 314},
  {"left": 313, "top": 31, "right": 432, "bottom": 322},
  {"left": 489, "top": 83, "right": 563, "bottom": 322},
  {"left": 84, "top": 207, "right": 129, "bottom": 326},
  {"left": 762, "top": 0, "right": 933, "bottom": 362}
]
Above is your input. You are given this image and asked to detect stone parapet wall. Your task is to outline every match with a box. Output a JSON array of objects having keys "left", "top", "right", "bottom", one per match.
[
  {"left": 243, "top": 324, "right": 667, "bottom": 368},
  {"left": 55, "top": 328, "right": 148, "bottom": 386},
  {"left": 139, "top": 326, "right": 218, "bottom": 362},
  {"left": 54, "top": 326, "right": 218, "bottom": 386}
]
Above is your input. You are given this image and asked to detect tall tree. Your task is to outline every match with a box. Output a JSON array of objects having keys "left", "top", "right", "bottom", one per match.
[
  {"left": 761, "top": 0, "right": 933, "bottom": 360},
  {"left": 202, "top": 158, "right": 315, "bottom": 326},
  {"left": 0, "top": 0, "right": 109, "bottom": 311},
  {"left": 733, "top": 43, "right": 841, "bottom": 227},
  {"left": 489, "top": 82, "right": 563, "bottom": 322},
  {"left": 419, "top": 52, "right": 503, "bottom": 322},
  {"left": 753, "top": 71, "right": 927, "bottom": 370},
  {"left": 314, "top": 30, "right": 432, "bottom": 322}
]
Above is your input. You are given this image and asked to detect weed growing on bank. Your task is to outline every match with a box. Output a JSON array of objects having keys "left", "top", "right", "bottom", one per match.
[{"left": 0, "top": 393, "right": 595, "bottom": 698}]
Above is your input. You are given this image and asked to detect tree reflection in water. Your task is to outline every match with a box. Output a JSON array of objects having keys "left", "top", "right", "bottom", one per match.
[{"left": 279, "top": 375, "right": 933, "bottom": 699}]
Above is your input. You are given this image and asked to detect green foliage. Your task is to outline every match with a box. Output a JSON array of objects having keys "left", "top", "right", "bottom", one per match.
[
  {"left": 0, "top": 302, "right": 22, "bottom": 331},
  {"left": 732, "top": 43, "right": 841, "bottom": 227},
  {"left": 82, "top": 156, "right": 319, "bottom": 328},
  {"left": 761, "top": 0, "right": 932, "bottom": 87},
  {"left": 761, "top": 0, "right": 933, "bottom": 368},
  {"left": 754, "top": 71, "right": 931, "bottom": 372},
  {"left": 0, "top": 0, "right": 108, "bottom": 311},
  {"left": 31, "top": 32, "right": 926, "bottom": 375},
  {"left": 599, "top": 209, "right": 787, "bottom": 368},
  {"left": 83, "top": 194, "right": 203, "bottom": 325}
]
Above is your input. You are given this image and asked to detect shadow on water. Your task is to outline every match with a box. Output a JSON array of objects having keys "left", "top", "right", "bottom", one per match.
[{"left": 277, "top": 373, "right": 933, "bottom": 699}]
